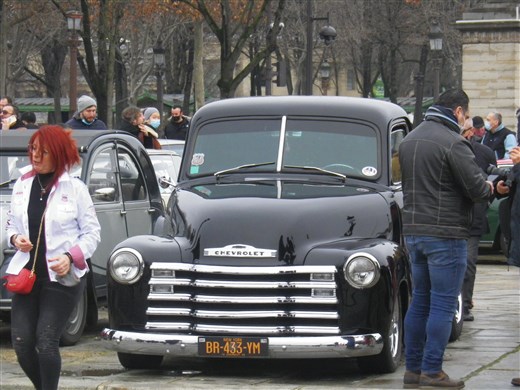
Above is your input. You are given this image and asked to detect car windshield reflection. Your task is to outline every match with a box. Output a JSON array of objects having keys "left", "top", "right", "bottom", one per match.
[{"left": 190, "top": 118, "right": 379, "bottom": 180}]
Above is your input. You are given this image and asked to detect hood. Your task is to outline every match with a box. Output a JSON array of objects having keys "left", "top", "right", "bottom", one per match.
[{"left": 171, "top": 180, "right": 393, "bottom": 266}]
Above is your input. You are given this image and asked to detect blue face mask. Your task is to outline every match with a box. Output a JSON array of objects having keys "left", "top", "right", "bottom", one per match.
[{"left": 149, "top": 119, "right": 160, "bottom": 129}]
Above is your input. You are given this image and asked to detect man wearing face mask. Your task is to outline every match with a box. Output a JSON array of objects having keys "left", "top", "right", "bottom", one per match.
[
  {"left": 164, "top": 105, "right": 190, "bottom": 140},
  {"left": 64, "top": 95, "right": 107, "bottom": 130},
  {"left": 481, "top": 111, "right": 516, "bottom": 159},
  {"left": 399, "top": 89, "right": 494, "bottom": 389}
]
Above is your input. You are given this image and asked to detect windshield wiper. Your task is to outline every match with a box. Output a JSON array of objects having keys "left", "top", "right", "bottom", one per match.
[
  {"left": 283, "top": 165, "right": 346, "bottom": 182},
  {"left": 214, "top": 162, "right": 276, "bottom": 179},
  {"left": 0, "top": 179, "right": 17, "bottom": 188}
]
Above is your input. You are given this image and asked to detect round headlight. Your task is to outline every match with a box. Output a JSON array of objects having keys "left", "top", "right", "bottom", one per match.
[
  {"left": 108, "top": 248, "right": 144, "bottom": 285},
  {"left": 343, "top": 253, "right": 380, "bottom": 289}
]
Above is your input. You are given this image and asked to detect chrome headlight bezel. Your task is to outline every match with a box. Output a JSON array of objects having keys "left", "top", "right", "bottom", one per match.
[
  {"left": 343, "top": 252, "right": 381, "bottom": 289},
  {"left": 108, "top": 248, "right": 145, "bottom": 285}
]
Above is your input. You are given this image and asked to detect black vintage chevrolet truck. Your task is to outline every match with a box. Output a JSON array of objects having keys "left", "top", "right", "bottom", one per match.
[{"left": 101, "top": 96, "right": 417, "bottom": 373}]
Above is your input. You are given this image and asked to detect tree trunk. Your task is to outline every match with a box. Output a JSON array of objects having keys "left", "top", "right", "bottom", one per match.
[
  {"left": 193, "top": 20, "right": 205, "bottom": 112},
  {"left": 413, "top": 44, "right": 429, "bottom": 129}
]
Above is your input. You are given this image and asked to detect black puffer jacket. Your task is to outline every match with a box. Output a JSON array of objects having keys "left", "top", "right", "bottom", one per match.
[{"left": 399, "top": 116, "right": 493, "bottom": 239}]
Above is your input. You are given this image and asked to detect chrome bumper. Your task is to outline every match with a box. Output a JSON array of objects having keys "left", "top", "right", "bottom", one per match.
[{"left": 100, "top": 328, "right": 383, "bottom": 359}]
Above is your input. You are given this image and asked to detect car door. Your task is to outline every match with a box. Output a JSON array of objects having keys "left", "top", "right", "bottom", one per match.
[
  {"left": 86, "top": 144, "right": 128, "bottom": 296},
  {"left": 116, "top": 145, "right": 153, "bottom": 237}
]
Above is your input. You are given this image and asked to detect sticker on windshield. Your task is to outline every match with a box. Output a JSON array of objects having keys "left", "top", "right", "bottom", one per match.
[
  {"left": 361, "top": 166, "right": 377, "bottom": 176},
  {"left": 192, "top": 153, "right": 205, "bottom": 166}
]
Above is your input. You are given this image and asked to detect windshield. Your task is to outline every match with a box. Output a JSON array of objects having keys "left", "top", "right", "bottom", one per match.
[{"left": 189, "top": 117, "right": 379, "bottom": 179}]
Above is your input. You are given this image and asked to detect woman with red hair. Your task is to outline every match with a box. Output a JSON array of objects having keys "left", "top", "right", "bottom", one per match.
[{"left": 5, "top": 125, "right": 101, "bottom": 390}]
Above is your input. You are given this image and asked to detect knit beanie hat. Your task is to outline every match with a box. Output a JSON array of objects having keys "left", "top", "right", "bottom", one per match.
[
  {"left": 77, "top": 95, "right": 97, "bottom": 113},
  {"left": 143, "top": 107, "right": 159, "bottom": 121}
]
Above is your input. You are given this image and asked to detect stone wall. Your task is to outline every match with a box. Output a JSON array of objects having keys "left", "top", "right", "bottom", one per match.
[{"left": 457, "top": 2, "right": 520, "bottom": 132}]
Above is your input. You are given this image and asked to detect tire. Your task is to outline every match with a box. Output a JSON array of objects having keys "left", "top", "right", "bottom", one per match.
[
  {"left": 358, "top": 295, "right": 402, "bottom": 374},
  {"left": 449, "top": 292, "right": 463, "bottom": 342},
  {"left": 117, "top": 352, "right": 163, "bottom": 369},
  {"left": 60, "top": 289, "right": 87, "bottom": 346}
]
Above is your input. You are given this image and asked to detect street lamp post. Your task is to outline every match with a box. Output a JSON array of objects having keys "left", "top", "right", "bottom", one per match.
[
  {"left": 429, "top": 20, "right": 443, "bottom": 101},
  {"left": 320, "top": 60, "right": 331, "bottom": 95},
  {"left": 304, "top": 1, "right": 336, "bottom": 95},
  {"left": 153, "top": 40, "right": 165, "bottom": 116},
  {"left": 66, "top": 10, "right": 82, "bottom": 118}
]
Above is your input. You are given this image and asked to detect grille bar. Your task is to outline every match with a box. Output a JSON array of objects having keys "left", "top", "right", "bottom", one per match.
[
  {"left": 146, "top": 308, "right": 339, "bottom": 319},
  {"left": 146, "top": 263, "right": 340, "bottom": 335}
]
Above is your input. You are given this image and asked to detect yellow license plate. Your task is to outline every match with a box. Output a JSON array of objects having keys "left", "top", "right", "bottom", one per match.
[{"left": 198, "top": 336, "right": 268, "bottom": 357}]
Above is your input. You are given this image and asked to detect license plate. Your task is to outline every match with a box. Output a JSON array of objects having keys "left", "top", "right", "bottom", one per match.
[{"left": 198, "top": 336, "right": 268, "bottom": 357}]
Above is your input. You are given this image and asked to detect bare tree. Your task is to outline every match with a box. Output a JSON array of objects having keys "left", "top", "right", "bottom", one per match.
[{"left": 177, "top": 0, "right": 286, "bottom": 99}]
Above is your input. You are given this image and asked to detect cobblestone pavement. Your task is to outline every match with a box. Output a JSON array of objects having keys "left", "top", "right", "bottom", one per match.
[{"left": 1, "top": 263, "right": 518, "bottom": 389}]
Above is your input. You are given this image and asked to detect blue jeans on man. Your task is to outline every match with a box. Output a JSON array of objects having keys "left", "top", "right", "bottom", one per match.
[{"left": 404, "top": 236, "right": 467, "bottom": 374}]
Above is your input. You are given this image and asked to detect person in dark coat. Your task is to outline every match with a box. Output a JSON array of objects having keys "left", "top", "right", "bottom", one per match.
[
  {"left": 164, "top": 105, "right": 190, "bottom": 140},
  {"left": 399, "top": 89, "right": 494, "bottom": 389},
  {"left": 460, "top": 118, "right": 497, "bottom": 321},
  {"left": 481, "top": 111, "right": 516, "bottom": 159},
  {"left": 64, "top": 95, "right": 107, "bottom": 130},
  {"left": 119, "top": 106, "right": 158, "bottom": 149}
]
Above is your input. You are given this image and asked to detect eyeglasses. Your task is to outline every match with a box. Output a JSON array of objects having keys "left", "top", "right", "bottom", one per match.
[{"left": 28, "top": 144, "right": 49, "bottom": 156}]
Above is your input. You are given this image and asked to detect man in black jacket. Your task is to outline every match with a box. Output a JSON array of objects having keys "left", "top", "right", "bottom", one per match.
[
  {"left": 164, "top": 106, "right": 190, "bottom": 140},
  {"left": 460, "top": 120, "right": 496, "bottom": 322},
  {"left": 399, "top": 89, "right": 494, "bottom": 389}
]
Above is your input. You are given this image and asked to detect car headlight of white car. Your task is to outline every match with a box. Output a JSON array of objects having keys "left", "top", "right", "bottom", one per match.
[
  {"left": 108, "top": 248, "right": 145, "bottom": 284},
  {"left": 343, "top": 252, "right": 380, "bottom": 289}
]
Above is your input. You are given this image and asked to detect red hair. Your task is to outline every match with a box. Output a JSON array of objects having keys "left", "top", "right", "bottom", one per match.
[{"left": 29, "top": 125, "right": 80, "bottom": 189}]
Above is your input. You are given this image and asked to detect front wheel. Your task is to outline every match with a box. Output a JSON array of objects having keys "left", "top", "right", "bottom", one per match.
[
  {"left": 357, "top": 295, "right": 402, "bottom": 373},
  {"left": 60, "top": 288, "right": 87, "bottom": 346},
  {"left": 118, "top": 352, "right": 163, "bottom": 369}
]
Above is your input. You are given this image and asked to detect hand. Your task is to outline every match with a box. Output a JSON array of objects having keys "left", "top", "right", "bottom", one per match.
[
  {"left": 497, "top": 180, "right": 510, "bottom": 195},
  {"left": 138, "top": 124, "right": 149, "bottom": 135},
  {"left": 510, "top": 147, "right": 520, "bottom": 165},
  {"left": 48, "top": 254, "right": 71, "bottom": 277},
  {"left": 13, "top": 234, "right": 33, "bottom": 253}
]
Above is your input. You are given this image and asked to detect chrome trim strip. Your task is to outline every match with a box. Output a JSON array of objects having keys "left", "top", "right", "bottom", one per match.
[
  {"left": 147, "top": 294, "right": 338, "bottom": 304},
  {"left": 149, "top": 279, "right": 336, "bottom": 289},
  {"left": 101, "top": 328, "right": 383, "bottom": 359},
  {"left": 143, "top": 323, "right": 340, "bottom": 334},
  {"left": 276, "top": 115, "right": 287, "bottom": 172},
  {"left": 194, "top": 295, "right": 338, "bottom": 304},
  {"left": 149, "top": 263, "right": 337, "bottom": 275},
  {"left": 145, "top": 308, "right": 339, "bottom": 319}
]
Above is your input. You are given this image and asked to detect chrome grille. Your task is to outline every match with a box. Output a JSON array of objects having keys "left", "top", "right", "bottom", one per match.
[{"left": 146, "top": 263, "right": 340, "bottom": 335}]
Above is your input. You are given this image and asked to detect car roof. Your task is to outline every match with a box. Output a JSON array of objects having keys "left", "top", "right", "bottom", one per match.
[
  {"left": 191, "top": 96, "right": 409, "bottom": 129},
  {"left": 0, "top": 129, "right": 136, "bottom": 152}
]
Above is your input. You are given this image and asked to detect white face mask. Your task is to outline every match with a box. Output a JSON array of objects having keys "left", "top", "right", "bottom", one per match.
[{"left": 484, "top": 121, "right": 492, "bottom": 130}]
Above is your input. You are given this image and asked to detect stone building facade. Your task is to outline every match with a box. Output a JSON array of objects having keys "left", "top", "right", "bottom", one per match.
[{"left": 457, "top": 1, "right": 520, "bottom": 132}]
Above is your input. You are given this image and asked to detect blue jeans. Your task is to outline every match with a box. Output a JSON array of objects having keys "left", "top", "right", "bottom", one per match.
[
  {"left": 404, "top": 236, "right": 467, "bottom": 374},
  {"left": 11, "top": 278, "right": 85, "bottom": 390}
]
